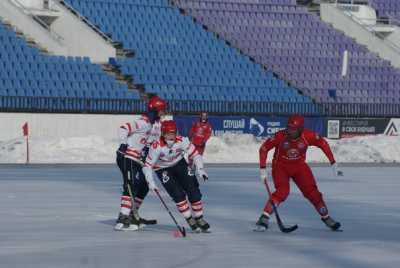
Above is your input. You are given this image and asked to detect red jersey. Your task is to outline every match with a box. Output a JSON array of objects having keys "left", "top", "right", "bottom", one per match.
[
  {"left": 259, "top": 129, "right": 335, "bottom": 168},
  {"left": 189, "top": 121, "right": 212, "bottom": 146}
]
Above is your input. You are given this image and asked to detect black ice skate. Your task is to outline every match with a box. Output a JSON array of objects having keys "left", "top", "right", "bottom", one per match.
[
  {"left": 254, "top": 214, "right": 269, "bottom": 232},
  {"left": 186, "top": 216, "right": 201, "bottom": 233},
  {"left": 114, "top": 213, "right": 139, "bottom": 231},
  {"left": 322, "top": 216, "right": 341, "bottom": 231},
  {"left": 195, "top": 215, "right": 210, "bottom": 232}
]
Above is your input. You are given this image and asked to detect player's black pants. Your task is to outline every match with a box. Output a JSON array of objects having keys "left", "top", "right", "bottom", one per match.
[
  {"left": 155, "top": 159, "right": 202, "bottom": 204},
  {"left": 116, "top": 152, "right": 149, "bottom": 200}
]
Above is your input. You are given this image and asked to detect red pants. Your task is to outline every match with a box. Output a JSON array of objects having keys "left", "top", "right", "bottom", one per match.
[{"left": 263, "top": 161, "right": 328, "bottom": 217}]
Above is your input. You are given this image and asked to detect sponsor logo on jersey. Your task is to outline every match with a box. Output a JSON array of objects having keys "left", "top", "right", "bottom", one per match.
[{"left": 283, "top": 141, "right": 289, "bottom": 149}]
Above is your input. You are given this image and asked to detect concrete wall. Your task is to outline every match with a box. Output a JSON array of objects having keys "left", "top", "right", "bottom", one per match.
[
  {"left": 0, "top": 113, "right": 139, "bottom": 141},
  {"left": 51, "top": 0, "right": 116, "bottom": 63},
  {"left": 321, "top": 3, "right": 400, "bottom": 68},
  {"left": 0, "top": 0, "right": 65, "bottom": 54},
  {"left": 14, "top": 0, "right": 56, "bottom": 9}
]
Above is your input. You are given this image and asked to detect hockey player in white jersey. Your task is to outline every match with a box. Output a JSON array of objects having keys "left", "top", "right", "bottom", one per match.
[
  {"left": 142, "top": 120, "right": 211, "bottom": 232},
  {"left": 115, "top": 96, "right": 167, "bottom": 231}
]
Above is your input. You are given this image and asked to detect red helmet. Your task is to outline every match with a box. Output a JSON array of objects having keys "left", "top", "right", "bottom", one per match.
[
  {"left": 161, "top": 120, "right": 177, "bottom": 135},
  {"left": 148, "top": 96, "right": 167, "bottom": 112},
  {"left": 287, "top": 114, "right": 304, "bottom": 129},
  {"left": 200, "top": 112, "right": 208, "bottom": 122}
]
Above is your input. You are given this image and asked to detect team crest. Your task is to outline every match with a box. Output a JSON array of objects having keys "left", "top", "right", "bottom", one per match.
[
  {"left": 298, "top": 143, "right": 305, "bottom": 149},
  {"left": 287, "top": 149, "right": 299, "bottom": 158}
]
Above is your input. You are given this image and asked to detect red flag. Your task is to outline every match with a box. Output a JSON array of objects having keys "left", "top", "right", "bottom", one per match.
[{"left": 22, "top": 122, "right": 29, "bottom": 137}]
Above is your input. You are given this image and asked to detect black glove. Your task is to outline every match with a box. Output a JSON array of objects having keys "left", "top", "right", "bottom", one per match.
[
  {"left": 118, "top": 144, "right": 128, "bottom": 153},
  {"left": 141, "top": 146, "right": 150, "bottom": 162}
]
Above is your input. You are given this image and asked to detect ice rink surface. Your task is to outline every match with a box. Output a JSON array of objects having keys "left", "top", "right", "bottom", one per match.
[{"left": 1, "top": 164, "right": 400, "bottom": 268}]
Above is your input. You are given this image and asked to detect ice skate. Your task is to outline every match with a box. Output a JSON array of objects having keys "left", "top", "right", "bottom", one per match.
[
  {"left": 254, "top": 214, "right": 269, "bottom": 232},
  {"left": 322, "top": 216, "right": 341, "bottom": 231},
  {"left": 186, "top": 216, "right": 201, "bottom": 233},
  {"left": 195, "top": 215, "right": 210, "bottom": 233},
  {"left": 114, "top": 213, "right": 140, "bottom": 231}
]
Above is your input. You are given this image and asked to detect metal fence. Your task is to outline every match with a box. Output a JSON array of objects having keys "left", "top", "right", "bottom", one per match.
[{"left": 0, "top": 96, "right": 399, "bottom": 117}]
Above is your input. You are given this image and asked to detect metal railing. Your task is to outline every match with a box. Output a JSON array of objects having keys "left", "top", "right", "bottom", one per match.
[
  {"left": 7, "top": 0, "right": 64, "bottom": 43},
  {"left": 56, "top": 0, "right": 116, "bottom": 45},
  {"left": 0, "top": 96, "right": 399, "bottom": 117},
  {"left": 333, "top": 2, "right": 400, "bottom": 55}
]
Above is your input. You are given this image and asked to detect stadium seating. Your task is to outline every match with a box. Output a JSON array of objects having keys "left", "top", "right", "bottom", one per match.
[
  {"left": 172, "top": 0, "right": 400, "bottom": 104},
  {"left": 0, "top": 22, "right": 139, "bottom": 111},
  {"left": 369, "top": 0, "right": 400, "bottom": 21},
  {"left": 65, "top": 0, "right": 312, "bottom": 107}
]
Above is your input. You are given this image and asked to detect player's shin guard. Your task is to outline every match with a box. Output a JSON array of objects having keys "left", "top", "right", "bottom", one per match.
[
  {"left": 263, "top": 197, "right": 279, "bottom": 216},
  {"left": 177, "top": 200, "right": 200, "bottom": 232},
  {"left": 191, "top": 201, "right": 203, "bottom": 218},
  {"left": 115, "top": 195, "right": 139, "bottom": 231},
  {"left": 120, "top": 195, "right": 132, "bottom": 216},
  {"left": 176, "top": 200, "right": 192, "bottom": 219},
  {"left": 313, "top": 200, "right": 329, "bottom": 218}
]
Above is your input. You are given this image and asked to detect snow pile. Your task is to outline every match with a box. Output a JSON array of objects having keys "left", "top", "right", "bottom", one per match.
[
  {"left": 0, "top": 136, "right": 117, "bottom": 164},
  {"left": 1, "top": 134, "right": 400, "bottom": 163},
  {"left": 204, "top": 134, "right": 400, "bottom": 164}
]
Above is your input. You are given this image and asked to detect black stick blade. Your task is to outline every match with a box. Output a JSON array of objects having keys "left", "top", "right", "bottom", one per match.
[{"left": 280, "top": 224, "right": 298, "bottom": 233}]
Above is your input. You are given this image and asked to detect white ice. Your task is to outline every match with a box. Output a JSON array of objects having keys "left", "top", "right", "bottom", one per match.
[{"left": 0, "top": 164, "right": 399, "bottom": 268}]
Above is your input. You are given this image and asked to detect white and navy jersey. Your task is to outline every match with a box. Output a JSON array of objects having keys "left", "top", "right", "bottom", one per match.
[
  {"left": 119, "top": 115, "right": 152, "bottom": 162},
  {"left": 147, "top": 120, "right": 161, "bottom": 146},
  {"left": 144, "top": 136, "right": 199, "bottom": 170}
]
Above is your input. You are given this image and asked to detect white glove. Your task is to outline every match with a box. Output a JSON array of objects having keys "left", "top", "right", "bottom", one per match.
[
  {"left": 142, "top": 166, "right": 159, "bottom": 191},
  {"left": 196, "top": 168, "right": 208, "bottom": 181},
  {"left": 147, "top": 178, "right": 158, "bottom": 191},
  {"left": 260, "top": 168, "right": 267, "bottom": 184},
  {"left": 331, "top": 163, "right": 343, "bottom": 177}
]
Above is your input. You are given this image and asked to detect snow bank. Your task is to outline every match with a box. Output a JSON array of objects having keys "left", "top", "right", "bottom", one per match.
[
  {"left": 205, "top": 134, "right": 400, "bottom": 164},
  {"left": 1, "top": 134, "right": 400, "bottom": 164}
]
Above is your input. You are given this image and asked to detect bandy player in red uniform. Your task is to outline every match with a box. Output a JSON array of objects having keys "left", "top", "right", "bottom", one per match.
[
  {"left": 189, "top": 112, "right": 212, "bottom": 155},
  {"left": 256, "top": 114, "right": 343, "bottom": 231}
]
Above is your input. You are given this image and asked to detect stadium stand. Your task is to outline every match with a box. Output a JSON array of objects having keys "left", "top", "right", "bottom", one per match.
[
  {"left": 172, "top": 0, "right": 400, "bottom": 104},
  {"left": 1, "top": 0, "right": 399, "bottom": 116},
  {"left": 369, "top": 0, "right": 400, "bottom": 20},
  {"left": 0, "top": 21, "right": 140, "bottom": 112},
  {"left": 65, "top": 0, "right": 313, "bottom": 109}
]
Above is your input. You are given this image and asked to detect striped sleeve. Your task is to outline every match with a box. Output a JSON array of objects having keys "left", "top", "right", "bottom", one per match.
[
  {"left": 118, "top": 123, "right": 130, "bottom": 144},
  {"left": 185, "top": 137, "right": 199, "bottom": 161},
  {"left": 144, "top": 142, "right": 160, "bottom": 169}
]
